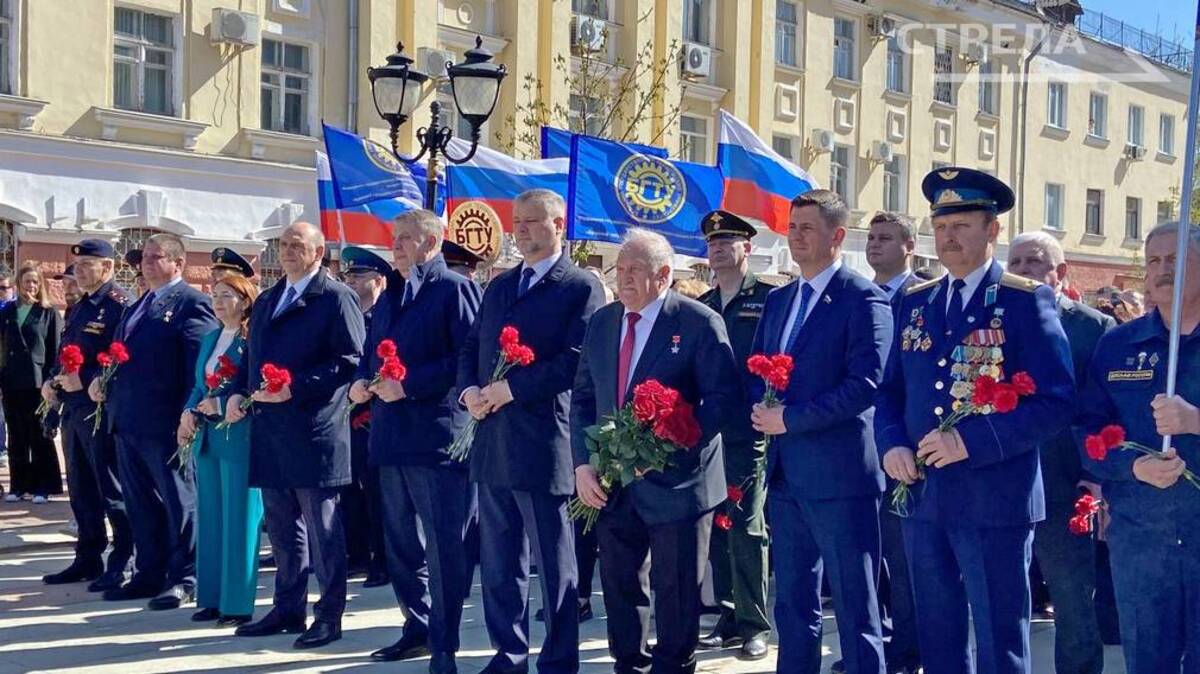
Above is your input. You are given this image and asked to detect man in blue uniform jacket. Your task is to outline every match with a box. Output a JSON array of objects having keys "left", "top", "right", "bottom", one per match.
[
  {"left": 225, "top": 222, "right": 365, "bottom": 649},
  {"left": 1076, "top": 221, "right": 1200, "bottom": 674},
  {"left": 456, "top": 189, "right": 605, "bottom": 674},
  {"left": 92, "top": 233, "right": 218, "bottom": 609},
  {"left": 349, "top": 211, "right": 482, "bottom": 674},
  {"left": 874, "top": 168, "right": 1074, "bottom": 674},
  {"left": 749, "top": 190, "right": 892, "bottom": 674}
]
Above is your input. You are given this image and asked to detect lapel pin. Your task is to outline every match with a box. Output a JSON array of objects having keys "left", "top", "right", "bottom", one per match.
[
  {"left": 822, "top": 294, "right": 832, "bottom": 304},
  {"left": 163, "top": 310, "right": 173, "bottom": 322},
  {"left": 671, "top": 335, "right": 681, "bottom": 354}
]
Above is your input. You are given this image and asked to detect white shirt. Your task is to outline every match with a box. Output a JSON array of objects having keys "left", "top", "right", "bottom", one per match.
[
  {"left": 276, "top": 266, "right": 320, "bottom": 314},
  {"left": 519, "top": 250, "right": 562, "bottom": 291},
  {"left": 946, "top": 258, "right": 993, "bottom": 313},
  {"left": 150, "top": 276, "right": 183, "bottom": 298},
  {"left": 879, "top": 271, "right": 912, "bottom": 300},
  {"left": 619, "top": 288, "right": 669, "bottom": 391},
  {"left": 205, "top": 327, "right": 239, "bottom": 375},
  {"left": 778, "top": 259, "right": 842, "bottom": 352}
]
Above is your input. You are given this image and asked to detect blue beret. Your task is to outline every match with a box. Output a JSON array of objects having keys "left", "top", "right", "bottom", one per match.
[
  {"left": 71, "top": 239, "right": 115, "bottom": 258},
  {"left": 211, "top": 247, "right": 255, "bottom": 278},
  {"left": 922, "top": 167, "right": 1015, "bottom": 217},
  {"left": 341, "top": 246, "right": 391, "bottom": 275}
]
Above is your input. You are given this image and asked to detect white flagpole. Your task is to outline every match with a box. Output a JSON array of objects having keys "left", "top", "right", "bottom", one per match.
[{"left": 1162, "top": 1, "right": 1200, "bottom": 452}]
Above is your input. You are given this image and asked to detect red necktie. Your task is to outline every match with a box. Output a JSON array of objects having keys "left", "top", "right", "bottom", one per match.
[{"left": 617, "top": 312, "right": 641, "bottom": 407}]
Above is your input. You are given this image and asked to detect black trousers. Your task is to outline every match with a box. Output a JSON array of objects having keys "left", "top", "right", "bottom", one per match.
[
  {"left": 343, "top": 467, "right": 386, "bottom": 574},
  {"left": 62, "top": 405, "right": 132, "bottom": 574},
  {"left": 3, "top": 388, "right": 63, "bottom": 495},
  {"left": 261, "top": 486, "right": 347, "bottom": 623},
  {"left": 115, "top": 432, "right": 195, "bottom": 591},
  {"left": 575, "top": 516, "right": 598, "bottom": 600},
  {"left": 597, "top": 492, "right": 712, "bottom": 674}
]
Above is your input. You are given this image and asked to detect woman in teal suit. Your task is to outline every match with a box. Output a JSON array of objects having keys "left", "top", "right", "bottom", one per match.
[{"left": 176, "top": 275, "right": 262, "bottom": 626}]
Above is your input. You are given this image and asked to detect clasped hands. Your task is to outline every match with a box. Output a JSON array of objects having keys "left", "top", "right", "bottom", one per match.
[
  {"left": 882, "top": 429, "right": 969, "bottom": 485},
  {"left": 462, "top": 381, "right": 514, "bottom": 421},
  {"left": 349, "top": 377, "right": 407, "bottom": 404}
]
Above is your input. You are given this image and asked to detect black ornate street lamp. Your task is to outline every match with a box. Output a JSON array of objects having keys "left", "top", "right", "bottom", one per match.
[{"left": 368, "top": 37, "right": 507, "bottom": 210}]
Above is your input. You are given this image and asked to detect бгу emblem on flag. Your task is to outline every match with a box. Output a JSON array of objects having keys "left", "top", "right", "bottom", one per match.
[
  {"left": 614, "top": 155, "right": 686, "bottom": 224},
  {"left": 449, "top": 200, "right": 502, "bottom": 263}
]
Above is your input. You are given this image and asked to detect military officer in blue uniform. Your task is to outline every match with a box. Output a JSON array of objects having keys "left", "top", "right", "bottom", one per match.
[
  {"left": 1076, "top": 221, "right": 1200, "bottom": 674},
  {"left": 874, "top": 168, "right": 1075, "bottom": 674},
  {"left": 694, "top": 210, "right": 774, "bottom": 660},
  {"left": 40, "top": 240, "right": 134, "bottom": 592},
  {"left": 210, "top": 247, "right": 255, "bottom": 283}
]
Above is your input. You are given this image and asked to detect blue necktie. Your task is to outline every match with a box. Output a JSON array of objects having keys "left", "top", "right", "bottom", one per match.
[
  {"left": 122, "top": 290, "right": 155, "bottom": 337},
  {"left": 946, "top": 278, "right": 967, "bottom": 329},
  {"left": 401, "top": 282, "right": 414, "bottom": 307},
  {"left": 273, "top": 286, "right": 298, "bottom": 319},
  {"left": 783, "top": 283, "right": 814, "bottom": 352},
  {"left": 517, "top": 267, "right": 536, "bottom": 297}
]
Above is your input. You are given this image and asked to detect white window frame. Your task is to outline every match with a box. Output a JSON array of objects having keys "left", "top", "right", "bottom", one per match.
[
  {"left": 933, "top": 44, "right": 955, "bottom": 105},
  {"left": 0, "top": 0, "right": 19, "bottom": 96},
  {"left": 271, "top": 0, "right": 311, "bottom": 18},
  {"left": 679, "top": 113, "right": 710, "bottom": 164},
  {"left": 1044, "top": 183, "right": 1064, "bottom": 231},
  {"left": 1088, "top": 92, "right": 1107, "bottom": 139},
  {"left": 1047, "top": 81, "right": 1067, "bottom": 129},
  {"left": 978, "top": 57, "right": 998, "bottom": 114},
  {"left": 883, "top": 154, "right": 906, "bottom": 212},
  {"left": 260, "top": 35, "right": 315, "bottom": 136},
  {"left": 1085, "top": 188, "right": 1104, "bottom": 236},
  {"left": 1157, "top": 200, "right": 1175, "bottom": 224},
  {"left": 1125, "top": 196, "right": 1141, "bottom": 241},
  {"left": 833, "top": 17, "right": 857, "bottom": 82},
  {"left": 569, "top": 93, "right": 606, "bottom": 137},
  {"left": 572, "top": 0, "right": 610, "bottom": 20},
  {"left": 113, "top": 4, "right": 183, "bottom": 117},
  {"left": 1159, "top": 113, "right": 1175, "bottom": 156},
  {"left": 775, "top": 1, "right": 801, "bottom": 68},
  {"left": 1128, "top": 104, "right": 1144, "bottom": 147},
  {"left": 886, "top": 33, "right": 907, "bottom": 93},
  {"left": 682, "top": 0, "right": 714, "bottom": 47},
  {"left": 831, "top": 144, "right": 855, "bottom": 206}
]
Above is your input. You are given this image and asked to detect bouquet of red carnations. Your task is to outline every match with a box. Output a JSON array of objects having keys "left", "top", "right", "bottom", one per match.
[
  {"left": 1068, "top": 493, "right": 1105, "bottom": 535},
  {"left": 36, "top": 344, "right": 84, "bottom": 419},
  {"left": 173, "top": 355, "right": 240, "bottom": 474},
  {"left": 747, "top": 352, "right": 794, "bottom": 447},
  {"left": 86, "top": 341, "right": 130, "bottom": 435},
  {"left": 346, "top": 339, "right": 406, "bottom": 421},
  {"left": 1084, "top": 424, "right": 1200, "bottom": 491},
  {"left": 214, "top": 362, "right": 292, "bottom": 430},
  {"left": 567, "top": 379, "right": 703, "bottom": 534},
  {"left": 448, "top": 326, "right": 534, "bottom": 462}
]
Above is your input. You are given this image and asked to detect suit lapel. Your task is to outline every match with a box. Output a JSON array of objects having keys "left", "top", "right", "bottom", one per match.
[
  {"left": 598, "top": 307, "right": 623, "bottom": 410},
  {"left": 787, "top": 269, "right": 844, "bottom": 356},
  {"left": 625, "top": 292, "right": 680, "bottom": 402},
  {"left": 512, "top": 254, "right": 569, "bottom": 306},
  {"left": 127, "top": 282, "right": 183, "bottom": 340},
  {"left": 771, "top": 282, "right": 799, "bottom": 352},
  {"left": 272, "top": 269, "right": 326, "bottom": 322}
]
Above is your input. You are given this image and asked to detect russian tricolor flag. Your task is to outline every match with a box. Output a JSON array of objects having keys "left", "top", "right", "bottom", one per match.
[
  {"left": 718, "top": 110, "right": 818, "bottom": 235},
  {"left": 316, "top": 151, "right": 418, "bottom": 247},
  {"left": 445, "top": 138, "right": 569, "bottom": 233}
]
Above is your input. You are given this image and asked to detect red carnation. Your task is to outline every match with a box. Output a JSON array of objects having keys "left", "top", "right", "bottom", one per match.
[
  {"left": 499, "top": 326, "right": 520, "bottom": 348},
  {"left": 727, "top": 485, "right": 744, "bottom": 506},
  {"left": 746, "top": 354, "right": 771, "bottom": 377},
  {"left": 351, "top": 409, "right": 372, "bottom": 431},
  {"left": 97, "top": 352, "right": 113, "bottom": 368},
  {"left": 1084, "top": 434, "right": 1109, "bottom": 461},
  {"left": 767, "top": 367, "right": 791, "bottom": 392},
  {"left": 379, "top": 356, "right": 407, "bottom": 381},
  {"left": 376, "top": 339, "right": 398, "bottom": 360},
  {"left": 769, "top": 354, "right": 795, "bottom": 377},
  {"left": 260, "top": 363, "right": 292, "bottom": 393},
  {"left": 205, "top": 373, "right": 222, "bottom": 390},
  {"left": 60, "top": 344, "right": 85, "bottom": 374},
  {"left": 714, "top": 512, "right": 733, "bottom": 531},
  {"left": 1011, "top": 371, "right": 1037, "bottom": 396},
  {"left": 991, "top": 384, "right": 1019, "bottom": 413},
  {"left": 216, "top": 355, "right": 238, "bottom": 380},
  {"left": 971, "top": 375, "right": 998, "bottom": 407},
  {"left": 108, "top": 341, "right": 130, "bottom": 364},
  {"left": 1068, "top": 514, "right": 1092, "bottom": 535},
  {"left": 652, "top": 400, "right": 702, "bottom": 448},
  {"left": 507, "top": 344, "right": 535, "bottom": 367},
  {"left": 1099, "top": 424, "right": 1126, "bottom": 449},
  {"left": 1074, "top": 493, "right": 1102, "bottom": 516}
]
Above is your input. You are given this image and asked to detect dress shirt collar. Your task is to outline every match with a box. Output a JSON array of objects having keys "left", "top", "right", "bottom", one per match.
[
  {"left": 797, "top": 258, "right": 842, "bottom": 298},
  {"left": 149, "top": 276, "right": 183, "bottom": 297},
  {"left": 405, "top": 254, "right": 441, "bottom": 297},
  {"left": 880, "top": 270, "right": 911, "bottom": 298},
  {"left": 947, "top": 258, "right": 993, "bottom": 307},
  {"left": 283, "top": 265, "right": 320, "bottom": 298},
  {"left": 520, "top": 250, "right": 562, "bottom": 287},
  {"left": 622, "top": 287, "right": 669, "bottom": 325}
]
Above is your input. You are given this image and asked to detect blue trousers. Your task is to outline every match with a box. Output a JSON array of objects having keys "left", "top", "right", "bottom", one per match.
[
  {"left": 769, "top": 488, "right": 885, "bottom": 674},
  {"left": 902, "top": 519, "right": 1034, "bottom": 674},
  {"left": 115, "top": 432, "right": 195, "bottom": 590},
  {"left": 62, "top": 405, "right": 132, "bottom": 574},
  {"left": 195, "top": 450, "right": 262, "bottom": 617},
  {"left": 260, "top": 487, "right": 347, "bottom": 623}
]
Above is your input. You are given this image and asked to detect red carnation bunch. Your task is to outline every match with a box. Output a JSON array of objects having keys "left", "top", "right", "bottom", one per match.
[
  {"left": 890, "top": 370, "right": 1037, "bottom": 517},
  {"left": 568, "top": 378, "right": 702, "bottom": 533},
  {"left": 348, "top": 339, "right": 408, "bottom": 420},
  {"left": 449, "top": 326, "right": 536, "bottom": 462},
  {"left": 1068, "top": 493, "right": 1104, "bottom": 535},
  {"left": 87, "top": 341, "right": 132, "bottom": 435},
  {"left": 37, "top": 344, "right": 86, "bottom": 418},
  {"left": 1084, "top": 423, "right": 1200, "bottom": 491},
  {"left": 175, "top": 355, "right": 240, "bottom": 473},
  {"left": 747, "top": 353, "right": 794, "bottom": 397},
  {"left": 216, "top": 362, "right": 292, "bottom": 430}
]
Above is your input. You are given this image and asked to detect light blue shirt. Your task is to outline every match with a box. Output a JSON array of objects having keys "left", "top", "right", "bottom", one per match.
[
  {"left": 779, "top": 259, "right": 842, "bottom": 352},
  {"left": 946, "top": 258, "right": 993, "bottom": 313},
  {"left": 519, "top": 250, "right": 562, "bottom": 291}
]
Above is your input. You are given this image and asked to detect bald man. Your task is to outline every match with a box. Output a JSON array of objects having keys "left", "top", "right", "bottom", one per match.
[{"left": 225, "top": 222, "right": 365, "bottom": 649}]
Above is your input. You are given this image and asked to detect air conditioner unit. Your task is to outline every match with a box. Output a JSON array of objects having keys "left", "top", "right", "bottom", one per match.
[
  {"left": 871, "top": 141, "right": 895, "bottom": 163},
  {"left": 572, "top": 15, "right": 606, "bottom": 52},
  {"left": 811, "top": 128, "right": 835, "bottom": 153},
  {"left": 867, "top": 15, "right": 897, "bottom": 38},
  {"left": 681, "top": 44, "right": 712, "bottom": 79},
  {"left": 963, "top": 43, "right": 989, "bottom": 64},
  {"left": 1124, "top": 143, "right": 1148, "bottom": 160},
  {"left": 417, "top": 47, "right": 454, "bottom": 79},
  {"left": 211, "top": 8, "right": 259, "bottom": 46}
]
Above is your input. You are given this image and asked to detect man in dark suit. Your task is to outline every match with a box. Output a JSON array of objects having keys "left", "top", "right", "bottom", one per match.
[
  {"left": 349, "top": 211, "right": 482, "bottom": 674},
  {"left": 225, "top": 221, "right": 365, "bottom": 649},
  {"left": 42, "top": 240, "right": 134, "bottom": 592},
  {"left": 91, "top": 233, "right": 217, "bottom": 609},
  {"left": 457, "top": 189, "right": 605, "bottom": 674},
  {"left": 749, "top": 191, "right": 892, "bottom": 674},
  {"left": 572, "top": 228, "right": 737, "bottom": 674},
  {"left": 1008, "top": 231, "right": 1113, "bottom": 674}
]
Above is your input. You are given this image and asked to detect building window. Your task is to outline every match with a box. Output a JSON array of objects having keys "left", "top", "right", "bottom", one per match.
[
  {"left": 261, "top": 38, "right": 311, "bottom": 135},
  {"left": 775, "top": 1, "right": 799, "bottom": 67},
  {"left": 572, "top": 0, "right": 608, "bottom": 19},
  {"left": 1128, "top": 105, "right": 1144, "bottom": 147},
  {"left": 258, "top": 238, "right": 283, "bottom": 287},
  {"left": 1088, "top": 92, "right": 1107, "bottom": 138},
  {"left": 932, "top": 160, "right": 950, "bottom": 172},
  {"left": 831, "top": 144, "right": 853, "bottom": 204},
  {"left": 977, "top": 57, "right": 997, "bottom": 114},
  {"left": 0, "top": 219, "right": 15, "bottom": 277},
  {"left": 1160, "top": 114, "right": 1175, "bottom": 156},
  {"left": 933, "top": 46, "right": 954, "bottom": 105},
  {"left": 1125, "top": 197, "right": 1141, "bottom": 240},
  {"left": 1044, "top": 183, "right": 1064, "bottom": 230},
  {"left": 679, "top": 114, "right": 709, "bottom": 164},
  {"left": 569, "top": 94, "right": 605, "bottom": 137},
  {"left": 682, "top": 0, "right": 711, "bottom": 45},
  {"left": 0, "top": 0, "right": 12, "bottom": 95},
  {"left": 833, "top": 18, "right": 856, "bottom": 81},
  {"left": 114, "top": 227, "right": 162, "bottom": 291},
  {"left": 772, "top": 135, "right": 795, "bottom": 161},
  {"left": 883, "top": 155, "right": 905, "bottom": 212},
  {"left": 1157, "top": 200, "right": 1175, "bottom": 224},
  {"left": 886, "top": 34, "right": 906, "bottom": 93},
  {"left": 1085, "top": 189, "right": 1104, "bottom": 236},
  {"left": 113, "top": 6, "right": 176, "bottom": 115},
  {"left": 1047, "top": 82, "right": 1066, "bottom": 129}
]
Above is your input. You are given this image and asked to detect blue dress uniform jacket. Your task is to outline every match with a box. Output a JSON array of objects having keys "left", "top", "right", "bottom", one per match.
[
  {"left": 238, "top": 270, "right": 365, "bottom": 489},
  {"left": 1077, "top": 310, "right": 1200, "bottom": 673},
  {"left": 750, "top": 265, "right": 893, "bottom": 499},
  {"left": 359, "top": 258, "right": 482, "bottom": 466},
  {"left": 456, "top": 255, "right": 605, "bottom": 496},
  {"left": 54, "top": 280, "right": 130, "bottom": 412},
  {"left": 108, "top": 281, "right": 218, "bottom": 438},
  {"left": 874, "top": 261, "right": 1075, "bottom": 526}
]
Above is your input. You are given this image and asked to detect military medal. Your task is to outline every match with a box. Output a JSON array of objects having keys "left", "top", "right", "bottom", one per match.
[
  {"left": 670, "top": 335, "right": 681, "bottom": 354},
  {"left": 164, "top": 310, "right": 174, "bottom": 323},
  {"left": 1149, "top": 353, "right": 1160, "bottom": 367}
]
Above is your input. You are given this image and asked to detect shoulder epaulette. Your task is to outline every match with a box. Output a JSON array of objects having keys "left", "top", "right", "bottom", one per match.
[
  {"left": 108, "top": 288, "right": 129, "bottom": 302},
  {"left": 1000, "top": 272, "right": 1040, "bottom": 293},
  {"left": 905, "top": 277, "right": 943, "bottom": 295},
  {"left": 757, "top": 277, "right": 782, "bottom": 289}
]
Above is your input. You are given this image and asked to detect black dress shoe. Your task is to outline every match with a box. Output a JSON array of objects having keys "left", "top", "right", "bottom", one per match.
[
  {"left": 578, "top": 601, "right": 594, "bottom": 623},
  {"left": 103, "top": 582, "right": 160, "bottom": 602},
  {"left": 148, "top": 584, "right": 193, "bottom": 611},
  {"left": 87, "top": 571, "right": 125, "bottom": 593},
  {"left": 235, "top": 611, "right": 307, "bottom": 637},
  {"left": 293, "top": 621, "right": 341, "bottom": 649},
  {"left": 43, "top": 563, "right": 103, "bottom": 585},
  {"left": 370, "top": 631, "right": 431, "bottom": 661},
  {"left": 192, "top": 607, "right": 221, "bottom": 622},
  {"left": 739, "top": 635, "right": 769, "bottom": 660},
  {"left": 697, "top": 616, "right": 739, "bottom": 650},
  {"left": 430, "top": 651, "right": 458, "bottom": 674},
  {"left": 832, "top": 659, "right": 846, "bottom": 674},
  {"left": 362, "top": 571, "right": 390, "bottom": 588},
  {"left": 217, "top": 614, "right": 253, "bottom": 627}
]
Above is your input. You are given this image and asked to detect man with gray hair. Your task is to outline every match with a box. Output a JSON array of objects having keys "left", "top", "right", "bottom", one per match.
[
  {"left": 572, "top": 227, "right": 738, "bottom": 674},
  {"left": 1008, "top": 230, "right": 1114, "bottom": 674}
]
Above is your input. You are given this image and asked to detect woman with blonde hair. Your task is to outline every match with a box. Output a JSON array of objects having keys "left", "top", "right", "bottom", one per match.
[{"left": 176, "top": 273, "right": 263, "bottom": 626}]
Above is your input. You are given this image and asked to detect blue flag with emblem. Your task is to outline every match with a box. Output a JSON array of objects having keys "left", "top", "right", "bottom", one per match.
[
  {"left": 321, "top": 123, "right": 427, "bottom": 209},
  {"left": 566, "top": 135, "right": 723, "bottom": 257},
  {"left": 540, "top": 126, "right": 668, "bottom": 160}
]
